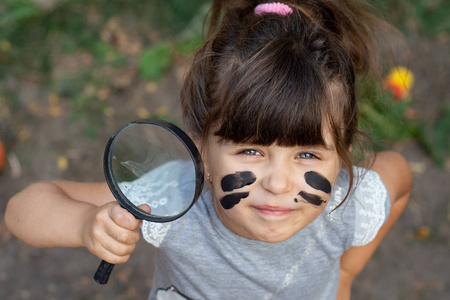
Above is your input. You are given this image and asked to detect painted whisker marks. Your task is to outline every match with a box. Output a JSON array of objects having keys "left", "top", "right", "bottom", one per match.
[
  {"left": 221, "top": 171, "right": 257, "bottom": 192},
  {"left": 298, "top": 191, "right": 327, "bottom": 206},
  {"left": 304, "top": 171, "right": 332, "bottom": 194},
  {"left": 219, "top": 171, "right": 257, "bottom": 210},
  {"left": 220, "top": 193, "right": 249, "bottom": 210}
]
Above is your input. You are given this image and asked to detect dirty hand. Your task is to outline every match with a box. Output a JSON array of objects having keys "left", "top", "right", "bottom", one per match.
[{"left": 81, "top": 202, "right": 151, "bottom": 264}]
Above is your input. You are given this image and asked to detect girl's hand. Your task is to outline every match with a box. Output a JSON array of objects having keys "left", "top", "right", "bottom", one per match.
[{"left": 81, "top": 202, "right": 151, "bottom": 264}]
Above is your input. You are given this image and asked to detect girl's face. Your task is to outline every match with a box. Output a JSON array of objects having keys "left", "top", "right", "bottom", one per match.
[{"left": 201, "top": 132, "right": 342, "bottom": 243}]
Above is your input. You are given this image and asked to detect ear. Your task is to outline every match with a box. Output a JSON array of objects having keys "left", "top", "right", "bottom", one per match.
[
  {"left": 188, "top": 133, "right": 204, "bottom": 159},
  {"left": 188, "top": 133, "right": 211, "bottom": 177}
]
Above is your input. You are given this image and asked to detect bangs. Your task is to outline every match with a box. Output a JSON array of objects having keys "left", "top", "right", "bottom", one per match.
[{"left": 212, "top": 36, "right": 332, "bottom": 147}]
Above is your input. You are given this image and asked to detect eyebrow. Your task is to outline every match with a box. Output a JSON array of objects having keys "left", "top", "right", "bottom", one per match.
[
  {"left": 310, "top": 143, "right": 335, "bottom": 152},
  {"left": 286, "top": 142, "right": 336, "bottom": 152},
  {"left": 222, "top": 141, "right": 336, "bottom": 152}
]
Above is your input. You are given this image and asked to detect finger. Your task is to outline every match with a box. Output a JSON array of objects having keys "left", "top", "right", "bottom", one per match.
[
  {"left": 97, "top": 242, "right": 134, "bottom": 265},
  {"left": 103, "top": 222, "right": 141, "bottom": 245},
  {"left": 109, "top": 204, "right": 142, "bottom": 231},
  {"left": 98, "top": 233, "right": 138, "bottom": 259},
  {"left": 96, "top": 205, "right": 141, "bottom": 244},
  {"left": 89, "top": 225, "right": 136, "bottom": 264},
  {"left": 138, "top": 204, "right": 151, "bottom": 214}
]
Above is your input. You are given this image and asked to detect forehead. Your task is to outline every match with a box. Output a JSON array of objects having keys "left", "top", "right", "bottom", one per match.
[{"left": 315, "top": 128, "right": 337, "bottom": 151}]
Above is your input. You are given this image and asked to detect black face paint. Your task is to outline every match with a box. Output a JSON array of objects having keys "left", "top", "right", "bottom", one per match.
[
  {"left": 220, "top": 192, "right": 249, "bottom": 210},
  {"left": 304, "top": 171, "right": 332, "bottom": 194},
  {"left": 221, "top": 171, "right": 257, "bottom": 192},
  {"left": 298, "top": 191, "right": 326, "bottom": 206},
  {"left": 219, "top": 171, "right": 256, "bottom": 210}
]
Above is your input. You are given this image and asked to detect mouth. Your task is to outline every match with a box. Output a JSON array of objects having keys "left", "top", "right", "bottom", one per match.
[{"left": 252, "top": 205, "right": 295, "bottom": 217}]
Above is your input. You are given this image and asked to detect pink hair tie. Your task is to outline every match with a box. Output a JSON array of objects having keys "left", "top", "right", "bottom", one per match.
[{"left": 255, "top": 2, "right": 293, "bottom": 16}]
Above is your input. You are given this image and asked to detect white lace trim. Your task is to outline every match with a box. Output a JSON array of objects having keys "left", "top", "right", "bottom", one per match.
[
  {"left": 118, "top": 160, "right": 195, "bottom": 247},
  {"left": 142, "top": 221, "right": 171, "bottom": 247},
  {"left": 351, "top": 170, "right": 389, "bottom": 246},
  {"left": 327, "top": 168, "right": 389, "bottom": 247}
]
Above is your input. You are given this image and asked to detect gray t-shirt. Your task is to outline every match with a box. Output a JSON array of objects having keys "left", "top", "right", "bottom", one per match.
[{"left": 126, "top": 164, "right": 390, "bottom": 300}]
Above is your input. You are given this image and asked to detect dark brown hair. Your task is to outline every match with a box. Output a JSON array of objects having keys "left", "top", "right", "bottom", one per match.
[{"left": 181, "top": 0, "right": 394, "bottom": 204}]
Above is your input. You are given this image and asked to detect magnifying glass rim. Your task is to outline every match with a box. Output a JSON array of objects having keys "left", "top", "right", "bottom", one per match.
[{"left": 103, "top": 119, "right": 204, "bottom": 222}]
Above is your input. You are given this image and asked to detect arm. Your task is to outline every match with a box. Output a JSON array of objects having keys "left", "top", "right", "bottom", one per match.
[
  {"left": 5, "top": 181, "right": 148, "bottom": 264},
  {"left": 336, "top": 151, "right": 412, "bottom": 300}
]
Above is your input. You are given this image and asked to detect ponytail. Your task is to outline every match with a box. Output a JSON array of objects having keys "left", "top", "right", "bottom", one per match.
[
  {"left": 294, "top": 0, "right": 396, "bottom": 76},
  {"left": 206, "top": 0, "right": 399, "bottom": 76}
]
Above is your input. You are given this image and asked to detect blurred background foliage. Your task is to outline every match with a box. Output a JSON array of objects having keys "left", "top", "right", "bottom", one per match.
[
  {"left": 0, "top": 0, "right": 449, "bottom": 164},
  {"left": 373, "top": 0, "right": 450, "bottom": 37}
]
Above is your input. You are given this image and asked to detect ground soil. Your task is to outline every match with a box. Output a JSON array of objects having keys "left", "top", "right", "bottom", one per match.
[{"left": 0, "top": 35, "right": 449, "bottom": 299}]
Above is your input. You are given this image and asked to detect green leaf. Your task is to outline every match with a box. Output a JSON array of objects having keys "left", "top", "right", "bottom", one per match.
[
  {"left": 138, "top": 43, "right": 172, "bottom": 81},
  {"left": 0, "top": 1, "right": 41, "bottom": 28},
  {"left": 357, "top": 78, "right": 418, "bottom": 148},
  {"left": 176, "top": 37, "right": 203, "bottom": 55}
]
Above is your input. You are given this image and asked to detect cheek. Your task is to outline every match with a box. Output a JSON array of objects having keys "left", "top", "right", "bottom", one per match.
[
  {"left": 220, "top": 193, "right": 249, "bottom": 209},
  {"left": 304, "top": 171, "right": 332, "bottom": 193},
  {"left": 295, "top": 191, "right": 328, "bottom": 206},
  {"left": 216, "top": 171, "right": 257, "bottom": 210},
  {"left": 295, "top": 171, "right": 333, "bottom": 207},
  {"left": 221, "top": 171, "right": 257, "bottom": 191}
]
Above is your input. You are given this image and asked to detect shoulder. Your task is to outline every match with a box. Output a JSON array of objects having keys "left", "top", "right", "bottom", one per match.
[
  {"left": 351, "top": 167, "right": 391, "bottom": 246},
  {"left": 367, "top": 151, "right": 413, "bottom": 204},
  {"left": 339, "top": 152, "right": 412, "bottom": 280},
  {"left": 331, "top": 165, "right": 389, "bottom": 210},
  {"left": 330, "top": 165, "right": 391, "bottom": 247}
]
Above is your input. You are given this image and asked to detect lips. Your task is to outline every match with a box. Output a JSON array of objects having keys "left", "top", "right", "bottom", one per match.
[{"left": 252, "top": 205, "right": 295, "bottom": 216}]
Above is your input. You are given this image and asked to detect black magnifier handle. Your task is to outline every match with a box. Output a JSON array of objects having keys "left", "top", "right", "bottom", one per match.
[
  {"left": 94, "top": 203, "right": 141, "bottom": 285},
  {"left": 94, "top": 260, "right": 115, "bottom": 284},
  {"left": 94, "top": 203, "right": 137, "bottom": 285}
]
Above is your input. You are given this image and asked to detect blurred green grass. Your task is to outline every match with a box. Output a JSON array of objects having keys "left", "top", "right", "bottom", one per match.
[{"left": 0, "top": 0, "right": 449, "bottom": 164}]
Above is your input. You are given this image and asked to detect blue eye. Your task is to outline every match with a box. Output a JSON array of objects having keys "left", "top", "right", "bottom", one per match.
[
  {"left": 242, "top": 149, "right": 261, "bottom": 156},
  {"left": 297, "top": 152, "right": 317, "bottom": 159}
]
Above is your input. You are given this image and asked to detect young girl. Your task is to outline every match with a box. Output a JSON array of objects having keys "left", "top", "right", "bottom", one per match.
[{"left": 5, "top": 0, "right": 412, "bottom": 299}]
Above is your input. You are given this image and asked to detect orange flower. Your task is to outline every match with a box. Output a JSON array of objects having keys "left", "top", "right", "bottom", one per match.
[{"left": 384, "top": 66, "right": 414, "bottom": 100}]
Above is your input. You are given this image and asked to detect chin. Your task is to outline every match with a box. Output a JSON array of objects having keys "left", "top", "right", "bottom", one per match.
[{"left": 254, "top": 230, "right": 295, "bottom": 243}]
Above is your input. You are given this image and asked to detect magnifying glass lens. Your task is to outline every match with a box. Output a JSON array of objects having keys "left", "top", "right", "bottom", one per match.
[{"left": 105, "top": 121, "right": 202, "bottom": 221}]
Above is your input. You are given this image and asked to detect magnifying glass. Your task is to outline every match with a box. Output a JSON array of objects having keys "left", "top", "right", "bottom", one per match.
[{"left": 94, "top": 119, "right": 204, "bottom": 284}]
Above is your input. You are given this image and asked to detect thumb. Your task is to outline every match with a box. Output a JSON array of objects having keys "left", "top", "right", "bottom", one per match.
[{"left": 138, "top": 204, "right": 151, "bottom": 214}]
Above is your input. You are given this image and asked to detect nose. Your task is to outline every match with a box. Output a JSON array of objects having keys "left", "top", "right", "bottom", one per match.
[{"left": 260, "top": 159, "right": 295, "bottom": 195}]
